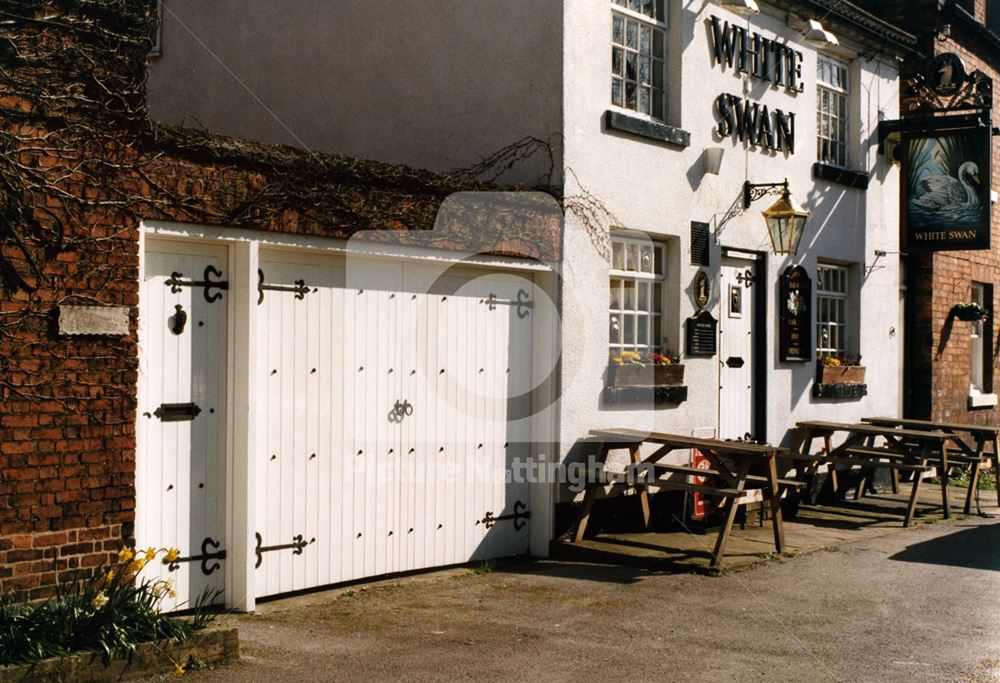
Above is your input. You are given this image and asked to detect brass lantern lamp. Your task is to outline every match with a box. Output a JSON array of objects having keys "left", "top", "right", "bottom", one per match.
[{"left": 742, "top": 179, "right": 809, "bottom": 255}]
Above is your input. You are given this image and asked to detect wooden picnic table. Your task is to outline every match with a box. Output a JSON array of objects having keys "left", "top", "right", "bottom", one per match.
[
  {"left": 792, "top": 420, "right": 956, "bottom": 526},
  {"left": 572, "top": 428, "right": 795, "bottom": 568},
  {"left": 861, "top": 416, "right": 999, "bottom": 511}
]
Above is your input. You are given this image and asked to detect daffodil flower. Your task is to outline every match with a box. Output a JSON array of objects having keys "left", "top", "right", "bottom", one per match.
[
  {"left": 92, "top": 592, "right": 108, "bottom": 609},
  {"left": 145, "top": 546, "right": 157, "bottom": 562},
  {"left": 117, "top": 547, "right": 134, "bottom": 563},
  {"left": 164, "top": 547, "right": 181, "bottom": 563}
]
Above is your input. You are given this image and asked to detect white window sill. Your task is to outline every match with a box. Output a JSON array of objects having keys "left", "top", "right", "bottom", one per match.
[{"left": 968, "top": 392, "right": 998, "bottom": 409}]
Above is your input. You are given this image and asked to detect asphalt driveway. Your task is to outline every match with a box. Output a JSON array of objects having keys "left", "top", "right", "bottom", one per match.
[{"left": 150, "top": 511, "right": 1000, "bottom": 683}]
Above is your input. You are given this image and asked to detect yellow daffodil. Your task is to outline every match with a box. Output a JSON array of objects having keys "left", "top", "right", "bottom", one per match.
[
  {"left": 92, "top": 592, "right": 108, "bottom": 609},
  {"left": 128, "top": 557, "right": 147, "bottom": 574},
  {"left": 104, "top": 570, "right": 115, "bottom": 582},
  {"left": 174, "top": 662, "right": 186, "bottom": 676},
  {"left": 117, "top": 547, "right": 134, "bottom": 563},
  {"left": 144, "top": 546, "right": 157, "bottom": 562},
  {"left": 164, "top": 547, "right": 181, "bottom": 563}
]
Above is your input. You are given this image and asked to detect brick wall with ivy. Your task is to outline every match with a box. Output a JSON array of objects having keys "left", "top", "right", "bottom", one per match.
[{"left": 0, "top": 1, "right": 558, "bottom": 600}]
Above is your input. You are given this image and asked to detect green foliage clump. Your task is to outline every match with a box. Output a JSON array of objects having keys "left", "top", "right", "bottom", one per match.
[{"left": 0, "top": 547, "right": 217, "bottom": 667}]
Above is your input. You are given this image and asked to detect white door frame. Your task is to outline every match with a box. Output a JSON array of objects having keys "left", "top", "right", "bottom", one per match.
[{"left": 139, "top": 220, "right": 557, "bottom": 612}]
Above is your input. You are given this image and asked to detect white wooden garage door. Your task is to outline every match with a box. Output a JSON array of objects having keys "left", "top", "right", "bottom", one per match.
[{"left": 253, "top": 251, "right": 535, "bottom": 597}]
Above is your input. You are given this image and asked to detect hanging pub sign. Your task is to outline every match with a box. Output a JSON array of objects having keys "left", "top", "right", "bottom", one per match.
[
  {"left": 779, "top": 265, "right": 811, "bottom": 362},
  {"left": 902, "top": 125, "right": 991, "bottom": 251}
]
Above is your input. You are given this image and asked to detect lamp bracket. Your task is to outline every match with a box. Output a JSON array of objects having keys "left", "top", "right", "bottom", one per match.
[{"left": 742, "top": 179, "right": 789, "bottom": 209}]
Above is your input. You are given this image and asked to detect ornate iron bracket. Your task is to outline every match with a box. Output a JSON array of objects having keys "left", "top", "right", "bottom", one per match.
[
  {"left": 735, "top": 270, "right": 755, "bottom": 286},
  {"left": 716, "top": 179, "right": 788, "bottom": 239},
  {"left": 481, "top": 500, "right": 530, "bottom": 531},
  {"left": 257, "top": 268, "right": 315, "bottom": 304},
  {"left": 902, "top": 67, "right": 993, "bottom": 114},
  {"left": 163, "top": 536, "right": 226, "bottom": 575},
  {"left": 254, "top": 532, "right": 315, "bottom": 568},
  {"left": 742, "top": 179, "right": 787, "bottom": 209},
  {"left": 482, "top": 289, "right": 533, "bottom": 318},
  {"left": 165, "top": 265, "right": 228, "bottom": 303}
]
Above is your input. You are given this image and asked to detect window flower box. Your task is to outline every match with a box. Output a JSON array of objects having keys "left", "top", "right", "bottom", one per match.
[
  {"left": 816, "top": 359, "right": 865, "bottom": 384},
  {"left": 608, "top": 362, "right": 685, "bottom": 387}
]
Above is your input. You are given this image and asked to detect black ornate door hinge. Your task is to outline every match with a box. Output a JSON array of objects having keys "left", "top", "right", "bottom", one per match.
[
  {"left": 154, "top": 402, "right": 201, "bottom": 422},
  {"left": 257, "top": 268, "right": 316, "bottom": 304},
  {"left": 735, "top": 270, "right": 755, "bottom": 286},
  {"left": 165, "top": 265, "right": 228, "bottom": 303},
  {"left": 163, "top": 536, "right": 226, "bottom": 575},
  {"left": 482, "top": 289, "right": 533, "bottom": 318},
  {"left": 481, "top": 500, "right": 530, "bottom": 530},
  {"left": 254, "top": 532, "right": 315, "bottom": 568}
]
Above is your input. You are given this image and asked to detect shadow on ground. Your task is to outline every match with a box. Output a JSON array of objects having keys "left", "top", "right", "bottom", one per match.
[{"left": 889, "top": 521, "right": 1000, "bottom": 571}]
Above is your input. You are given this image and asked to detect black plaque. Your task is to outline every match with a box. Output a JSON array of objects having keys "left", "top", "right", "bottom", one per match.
[
  {"left": 686, "top": 310, "right": 717, "bottom": 357},
  {"left": 690, "top": 222, "right": 710, "bottom": 266},
  {"left": 779, "top": 265, "right": 811, "bottom": 361}
]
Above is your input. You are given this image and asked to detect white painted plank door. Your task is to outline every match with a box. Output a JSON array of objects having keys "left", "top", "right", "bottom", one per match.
[
  {"left": 345, "top": 259, "right": 404, "bottom": 581},
  {"left": 136, "top": 241, "right": 228, "bottom": 611},
  {"left": 255, "top": 254, "right": 351, "bottom": 596},
  {"left": 718, "top": 257, "right": 756, "bottom": 442},
  {"left": 398, "top": 265, "right": 534, "bottom": 568}
]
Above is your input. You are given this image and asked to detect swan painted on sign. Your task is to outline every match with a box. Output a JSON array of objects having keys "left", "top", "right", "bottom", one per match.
[{"left": 908, "top": 161, "right": 982, "bottom": 230}]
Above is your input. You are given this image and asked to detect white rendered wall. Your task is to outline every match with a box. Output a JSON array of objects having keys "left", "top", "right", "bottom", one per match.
[
  {"left": 147, "top": 0, "right": 564, "bottom": 188},
  {"left": 558, "top": 1, "right": 902, "bottom": 481}
]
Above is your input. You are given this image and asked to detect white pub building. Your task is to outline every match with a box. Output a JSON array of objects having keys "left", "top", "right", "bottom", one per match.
[{"left": 145, "top": 0, "right": 916, "bottom": 606}]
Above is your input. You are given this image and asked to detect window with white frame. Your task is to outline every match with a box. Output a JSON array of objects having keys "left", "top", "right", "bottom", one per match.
[
  {"left": 611, "top": 0, "right": 667, "bottom": 121},
  {"left": 816, "top": 263, "right": 849, "bottom": 358},
  {"left": 817, "top": 55, "right": 849, "bottom": 167},
  {"left": 609, "top": 235, "right": 665, "bottom": 356},
  {"left": 970, "top": 283, "right": 986, "bottom": 393}
]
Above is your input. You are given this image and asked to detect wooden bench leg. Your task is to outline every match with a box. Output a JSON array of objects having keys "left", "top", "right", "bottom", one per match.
[
  {"left": 824, "top": 434, "right": 840, "bottom": 497},
  {"left": 964, "top": 460, "right": 982, "bottom": 515},
  {"left": 854, "top": 468, "right": 870, "bottom": 500},
  {"left": 711, "top": 462, "right": 749, "bottom": 568},
  {"left": 573, "top": 443, "right": 610, "bottom": 543},
  {"left": 904, "top": 465, "right": 924, "bottom": 527},
  {"left": 939, "top": 446, "right": 951, "bottom": 519},
  {"left": 993, "top": 436, "right": 1000, "bottom": 508},
  {"left": 890, "top": 468, "right": 899, "bottom": 495},
  {"left": 630, "top": 444, "right": 651, "bottom": 529},
  {"left": 765, "top": 456, "right": 784, "bottom": 554}
]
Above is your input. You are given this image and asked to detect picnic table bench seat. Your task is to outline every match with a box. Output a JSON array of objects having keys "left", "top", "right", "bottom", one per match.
[{"left": 572, "top": 429, "right": 788, "bottom": 568}]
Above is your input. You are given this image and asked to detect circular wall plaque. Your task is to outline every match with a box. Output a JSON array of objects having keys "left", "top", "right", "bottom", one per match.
[{"left": 694, "top": 270, "right": 711, "bottom": 310}]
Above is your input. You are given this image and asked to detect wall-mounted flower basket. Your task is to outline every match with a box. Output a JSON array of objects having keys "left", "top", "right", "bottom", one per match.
[
  {"left": 816, "top": 363, "right": 866, "bottom": 385},
  {"left": 952, "top": 303, "right": 989, "bottom": 322},
  {"left": 608, "top": 363, "right": 685, "bottom": 387}
]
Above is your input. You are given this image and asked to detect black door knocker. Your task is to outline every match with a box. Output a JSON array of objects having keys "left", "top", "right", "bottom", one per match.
[{"left": 169, "top": 304, "right": 187, "bottom": 335}]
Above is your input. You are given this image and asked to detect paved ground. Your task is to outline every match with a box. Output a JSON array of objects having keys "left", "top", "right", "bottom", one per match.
[{"left": 154, "top": 493, "right": 1000, "bottom": 683}]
